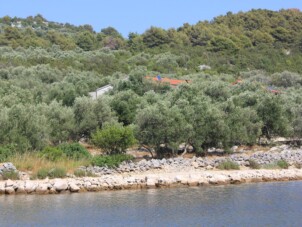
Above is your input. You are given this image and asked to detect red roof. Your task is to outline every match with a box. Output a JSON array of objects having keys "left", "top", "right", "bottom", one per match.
[
  {"left": 145, "top": 76, "right": 191, "bottom": 86},
  {"left": 232, "top": 80, "right": 243, "bottom": 85}
]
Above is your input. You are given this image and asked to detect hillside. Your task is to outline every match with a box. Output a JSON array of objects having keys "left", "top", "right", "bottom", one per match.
[
  {"left": 0, "top": 9, "right": 302, "bottom": 73},
  {"left": 0, "top": 9, "right": 301, "bottom": 159}
]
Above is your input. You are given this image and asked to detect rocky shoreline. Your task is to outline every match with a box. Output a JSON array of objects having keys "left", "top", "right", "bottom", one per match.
[
  {"left": 79, "top": 145, "right": 302, "bottom": 175},
  {"left": 1, "top": 168, "right": 302, "bottom": 195},
  {"left": 1, "top": 145, "right": 302, "bottom": 195}
]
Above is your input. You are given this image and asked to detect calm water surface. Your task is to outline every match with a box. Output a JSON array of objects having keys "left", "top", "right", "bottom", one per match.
[{"left": 1, "top": 181, "right": 302, "bottom": 227}]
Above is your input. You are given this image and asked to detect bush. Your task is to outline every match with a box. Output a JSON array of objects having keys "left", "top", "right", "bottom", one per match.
[
  {"left": 0, "top": 145, "right": 15, "bottom": 162},
  {"left": 74, "top": 169, "right": 95, "bottom": 177},
  {"left": 217, "top": 160, "right": 240, "bottom": 170},
  {"left": 1, "top": 170, "right": 19, "bottom": 180},
  {"left": 249, "top": 159, "right": 261, "bottom": 169},
  {"left": 262, "top": 163, "right": 279, "bottom": 169},
  {"left": 47, "top": 167, "right": 66, "bottom": 179},
  {"left": 39, "top": 147, "right": 65, "bottom": 162},
  {"left": 91, "top": 154, "right": 134, "bottom": 168},
  {"left": 91, "top": 124, "right": 136, "bottom": 154},
  {"left": 277, "top": 160, "right": 289, "bottom": 169},
  {"left": 36, "top": 168, "right": 49, "bottom": 179},
  {"left": 36, "top": 167, "right": 66, "bottom": 179},
  {"left": 294, "top": 162, "right": 302, "bottom": 169},
  {"left": 58, "top": 143, "right": 91, "bottom": 160}
]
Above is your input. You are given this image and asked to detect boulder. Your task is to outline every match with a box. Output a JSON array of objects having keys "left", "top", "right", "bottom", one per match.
[
  {"left": 5, "top": 179, "right": 14, "bottom": 187},
  {"left": 0, "top": 183, "right": 5, "bottom": 194},
  {"left": 209, "top": 175, "right": 229, "bottom": 185},
  {"left": 36, "top": 184, "right": 49, "bottom": 194},
  {"left": 69, "top": 183, "right": 80, "bottom": 192},
  {"left": 53, "top": 180, "right": 68, "bottom": 192},
  {"left": 25, "top": 181, "right": 37, "bottom": 193},
  {"left": 5, "top": 186, "right": 15, "bottom": 195},
  {"left": 146, "top": 177, "right": 156, "bottom": 188}
]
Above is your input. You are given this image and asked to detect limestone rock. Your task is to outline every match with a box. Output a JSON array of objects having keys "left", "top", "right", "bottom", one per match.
[
  {"left": 0, "top": 183, "right": 5, "bottom": 194},
  {"left": 53, "top": 180, "right": 68, "bottom": 192},
  {"left": 5, "top": 186, "right": 15, "bottom": 194},
  {"left": 36, "top": 184, "right": 49, "bottom": 194},
  {"left": 25, "top": 181, "right": 37, "bottom": 193},
  {"left": 69, "top": 183, "right": 80, "bottom": 192},
  {"left": 5, "top": 179, "right": 14, "bottom": 187},
  {"left": 146, "top": 177, "right": 156, "bottom": 188}
]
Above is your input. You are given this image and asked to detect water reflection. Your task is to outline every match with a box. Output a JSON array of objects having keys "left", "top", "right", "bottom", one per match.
[{"left": 1, "top": 181, "right": 302, "bottom": 226}]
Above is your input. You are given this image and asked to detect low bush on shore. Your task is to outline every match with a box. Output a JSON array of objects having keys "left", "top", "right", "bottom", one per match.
[
  {"left": 1, "top": 170, "right": 19, "bottom": 180},
  {"left": 277, "top": 160, "right": 289, "bottom": 169},
  {"left": 249, "top": 159, "right": 261, "bottom": 169},
  {"left": 0, "top": 145, "right": 16, "bottom": 162},
  {"left": 40, "top": 147, "right": 66, "bottom": 162},
  {"left": 262, "top": 163, "right": 279, "bottom": 169},
  {"left": 91, "top": 154, "right": 134, "bottom": 168},
  {"left": 217, "top": 160, "right": 240, "bottom": 170},
  {"left": 262, "top": 160, "right": 290, "bottom": 169},
  {"left": 34, "top": 167, "right": 67, "bottom": 179},
  {"left": 74, "top": 169, "right": 96, "bottom": 177},
  {"left": 39, "top": 143, "right": 91, "bottom": 162},
  {"left": 58, "top": 143, "right": 92, "bottom": 160},
  {"left": 294, "top": 162, "right": 302, "bottom": 169},
  {"left": 10, "top": 152, "right": 90, "bottom": 178}
]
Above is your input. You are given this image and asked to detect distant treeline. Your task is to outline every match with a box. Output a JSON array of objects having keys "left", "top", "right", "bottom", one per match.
[{"left": 0, "top": 9, "right": 302, "bottom": 73}]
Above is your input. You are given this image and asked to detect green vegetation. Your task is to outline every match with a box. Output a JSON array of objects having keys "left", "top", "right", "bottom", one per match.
[
  {"left": 39, "top": 143, "right": 91, "bottom": 162},
  {"left": 0, "top": 9, "right": 302, "bottom": 163},
  {"left": 217, "top": 160, "right": 240, "bottom": 170},
  {"left": 58, "top": 143, "right": 91, "bottom": 160},
  {"left": 0, "top": 145, "right": 15, "bottom": 162},
  {"left": 249, "top": 159, "right": 261, "bottom": 169},
  {"left": 262, "top": 160, "right": 289, "bottom": 169},
  {"left": 92, "top": 124, "right": 136, "bottom": 154},
  {"left": 35, "top": 167, "right": 66, "bottom": 179},
  {"left": 47, "top": 167, "right": 67, "bottom": 179},
  {"left": 1, "top": 170, "right": 19, "bottom": 180},
  {"left": 91, "top": 154, "right": 134, "bottom": 168},
  {"left": 277, "top": 160, "right": 289, "bottom": 169},
  {"left": 39, "top": 146, "right": 66, "bottom": 162},
  {"left": 74, "top": 169, "right": 95, "bottom": 177}
]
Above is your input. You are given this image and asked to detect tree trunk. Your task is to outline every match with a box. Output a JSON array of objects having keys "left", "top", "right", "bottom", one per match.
[
  {"left": 181, "top": 143, "right": 189, "bottom": 157},
  {"left": 141, "top": 144, "right": 154, "bottom": 158}
]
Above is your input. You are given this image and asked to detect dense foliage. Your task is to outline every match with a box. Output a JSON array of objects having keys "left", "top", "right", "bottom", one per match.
[
  {"left": 0, "top": 9, "right": 302, "bottom": 157},
  {"left": 91, "top": 154, "right": 134, "bottom": 168}
]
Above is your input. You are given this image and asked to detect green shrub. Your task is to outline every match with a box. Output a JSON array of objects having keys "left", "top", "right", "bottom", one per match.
[
  {"left": 224, "top": 147, "right": 233, "bottom": 155},
  {"left": 0, "top": 145, "right": 16, "bottom": 162},
  {"left": 217, "top": 160, "right": 240, "bottom": 170},
  {"left": 47, "top": 167, "right": 66, "bottom": 179},
  {"left": 58, "top": 143, "right": 91, "bottom": 160},
  {"left": 40, "top": 146, "right": 65, "bottom": 162},
  {"left": 36, "top": 167, "right": 66, "bottom": 179},
  {"left": 249, "top": 159, "right": 261, "bottom": 169},
  {"left": 74, "top": 169, "right": 95, "bottom": 177},
  {"left": 277, "top": 160, "right": 289, "bottom": 169},
  {"left": 37, "top": 168, "right": 49, "bottom": 179},
  {"left": 262, "top": 163, "right": 279, "bottom": 169},
  {"left": 91, "top": 124, "right": 136, "bottom": 154},
  {"left": 91, "top": 154, "right": 134, "bottom": 168},
  {"left": 1, "top": 170, "right": 19, "bottom": 180}
]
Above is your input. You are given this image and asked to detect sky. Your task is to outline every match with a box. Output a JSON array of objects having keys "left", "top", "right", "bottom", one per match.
[{"left": 0, "top": 0, "right": 301, "bottom": 37}]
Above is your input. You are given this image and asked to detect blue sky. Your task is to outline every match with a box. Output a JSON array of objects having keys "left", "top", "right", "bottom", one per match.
[{"left": 0, "top": 0, "right": 301, "bottom": 37}]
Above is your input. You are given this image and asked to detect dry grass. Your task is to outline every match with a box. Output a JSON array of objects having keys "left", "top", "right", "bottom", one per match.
[{"left": 10, "top": 152, "right": 91, "bottom": 176}]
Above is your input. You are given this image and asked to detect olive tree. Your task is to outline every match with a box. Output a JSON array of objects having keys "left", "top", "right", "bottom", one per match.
[{"left": 91, "top": 123, "right": 136, "bottom": 154}]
